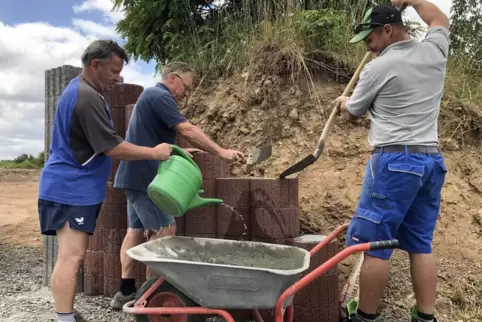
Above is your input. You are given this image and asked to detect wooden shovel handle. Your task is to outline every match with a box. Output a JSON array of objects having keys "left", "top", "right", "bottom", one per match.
[{"left": 313, "top": 51, "right": 372, "bottom": 158}]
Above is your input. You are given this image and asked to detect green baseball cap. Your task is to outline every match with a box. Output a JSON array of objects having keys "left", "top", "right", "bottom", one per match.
[{"left": 349, "top": 4, "right": 403, "bottom": 44}]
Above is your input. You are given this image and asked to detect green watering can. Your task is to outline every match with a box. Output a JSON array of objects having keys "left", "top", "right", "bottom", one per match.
[{"left": 147, "top": 144, "right": 224, "bottom": 217}]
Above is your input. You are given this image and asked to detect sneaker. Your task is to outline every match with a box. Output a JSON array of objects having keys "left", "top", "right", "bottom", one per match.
[
  {"left": 410, "top": 305, "right": 438, "bottom": 322},
  {"left": 110, "top": 291, "right": 136, "bottom": 310}
]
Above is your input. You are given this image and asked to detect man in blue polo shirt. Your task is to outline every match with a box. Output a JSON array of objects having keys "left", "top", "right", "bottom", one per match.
[
  {"left": 38, "top": 40, "right": 173, "bottom": 322},
  {"left": 110, "top": 61, "right": 244, "bottom": 309},
  {"left": 333, "top": 1, "right": 450, "bottom": 322}
]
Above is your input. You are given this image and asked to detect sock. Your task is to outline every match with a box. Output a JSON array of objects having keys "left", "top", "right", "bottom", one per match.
[
  {"left": 57, "top": 312, "right": 75, "bottom": 322},
  {"left": 416, "top": 311, "right": 434, "bottom": 322},
  {"left": 120, "top": 278, "right": 136, "bottom": 295},
  {"left": 352, "top": 309, "right": 379, "bottom": 322}
]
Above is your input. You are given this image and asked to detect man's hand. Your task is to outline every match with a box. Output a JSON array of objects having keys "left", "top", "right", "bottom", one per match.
[
  {"left": 333, "top": 95, "right": 359, "bottom": 122},
  {"left": 152, "top": 143, "right": 172, "bottom": 160},
  {"left": 333, "top": 96, "right": 350, "bottom": 116},
  {"left": 391, "top": 0, "right": 412, "bottom": 10},
  {"left": 219, "top": 148, "right": 244, "bottom": 163}
]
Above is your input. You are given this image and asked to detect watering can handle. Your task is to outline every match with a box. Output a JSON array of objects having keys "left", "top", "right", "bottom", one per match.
[{"left": 170, "top": 144, "right": 201, "bottom": 172}]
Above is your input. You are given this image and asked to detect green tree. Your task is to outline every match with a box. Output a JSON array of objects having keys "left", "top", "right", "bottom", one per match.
[{"left": 449, "top": 0, "right": 482, "bottom": 62}]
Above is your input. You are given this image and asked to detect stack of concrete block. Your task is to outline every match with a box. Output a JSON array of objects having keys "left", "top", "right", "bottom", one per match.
[
  {"left": 184, "top": 152, "right": 231, "bottom": 238},
  {"left": 292, "top": 235, "right": 340, "bottom": 322},
  {"left": 43, "top": 65, "right": 83, "bottom": 289},
  {"left": 84, "top": 83, "right": 145, "bottom": 296}
]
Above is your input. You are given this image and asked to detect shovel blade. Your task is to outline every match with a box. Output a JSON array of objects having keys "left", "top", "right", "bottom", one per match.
[
  {"left": 279, "top": 154, "right": 317, "bottom": 179},
  {"left": 250, "top": 144, "right": 272, "bottom": 164}
]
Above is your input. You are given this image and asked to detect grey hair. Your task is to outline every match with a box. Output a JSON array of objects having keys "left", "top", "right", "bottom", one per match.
[
  {"left": 81, "top": 40, "right": 129, "bottom": 66},
  {"left": 161, "top": 61, "right": 194, "bottom": 79}
]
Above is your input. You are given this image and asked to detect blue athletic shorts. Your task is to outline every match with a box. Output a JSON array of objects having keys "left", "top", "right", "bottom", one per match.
[
  {"left": 123, "top": 189, "right": 176, "bottom": 230},
  {"left": 38, "top": 199, "right": 102, "bottom": 236},
  {"left": 345, "top": 149, "right": 447, "bottom": 260}
]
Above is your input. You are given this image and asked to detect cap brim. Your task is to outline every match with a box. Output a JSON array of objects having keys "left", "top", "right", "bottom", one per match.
[{"left": 349, "top": 29, "right": 372, "bottom": 44}]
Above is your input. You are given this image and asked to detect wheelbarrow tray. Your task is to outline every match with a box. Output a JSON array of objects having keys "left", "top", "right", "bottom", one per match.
[{"left": 126, "top": 236, "right": 310, "bottom": 309}]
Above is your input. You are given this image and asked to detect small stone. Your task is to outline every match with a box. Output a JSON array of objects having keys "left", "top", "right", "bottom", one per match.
[
  {"left": 240, "top": 127, "right": 250, "bottom": 135},
  {"left": 289, "top": 108, "right": 298, "bottom": 120}
]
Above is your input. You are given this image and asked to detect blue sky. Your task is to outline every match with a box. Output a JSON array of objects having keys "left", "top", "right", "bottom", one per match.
[
  {"left": 0, "top": 0, "right": 453, "bottom": 160},
  {"left": 0, "top": 0, "right": 161, "bottom": 160}
]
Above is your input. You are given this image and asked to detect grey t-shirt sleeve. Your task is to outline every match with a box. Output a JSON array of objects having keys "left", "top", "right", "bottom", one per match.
[
  {"left": 73, "top": 93, "right": 123, "bottom": 154},
  {"left": 346, "top": 62, "right": 380, "bottom": 117},
  {"left": 421, "top": 26, "right": 450, "bottom": 58}
]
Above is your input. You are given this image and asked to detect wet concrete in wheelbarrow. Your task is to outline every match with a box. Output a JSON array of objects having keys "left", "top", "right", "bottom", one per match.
[{"left": 139, "top": 237, "right": 306, "bottom": 270}]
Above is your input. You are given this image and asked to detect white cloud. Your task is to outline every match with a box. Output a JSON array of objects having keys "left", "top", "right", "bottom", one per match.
[
  {"left": 0, "top": 1, "right": 158, "bottom": 160},
  {"left": 72, "top": 19, "right": 119, "bottom": 38},
  {"left": 73, "top": 0, "right": 125, "bottom": 23}
]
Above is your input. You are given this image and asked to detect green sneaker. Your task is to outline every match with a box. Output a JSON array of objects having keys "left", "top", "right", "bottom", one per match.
[
  {"left": 410, "top": 305, "right": 438, "bottom": 322},
  {"left": 343, "top": 299, "right": 358, "bottom": 321}
]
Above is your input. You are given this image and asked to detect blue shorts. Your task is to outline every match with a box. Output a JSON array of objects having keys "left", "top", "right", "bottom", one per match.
[
  {"left": 345, "top": 149, "right": 447, "bottom": 260},
  {"left": 38, "top": 199, "right": 101, "bottom": 236},
  {"left": 123, "top": 189, "right": 176, "bottom": 230}
]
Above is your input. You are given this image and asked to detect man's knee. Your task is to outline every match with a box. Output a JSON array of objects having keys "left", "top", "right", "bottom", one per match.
[
  {"left": 148, "top": 223, "right": 177, "bottom": 240},
  {"left": 56, "top": 222, "right": 89, "bottom": 264}
]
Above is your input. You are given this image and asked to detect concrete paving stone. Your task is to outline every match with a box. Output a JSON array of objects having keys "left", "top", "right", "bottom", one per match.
[
  {"left": 185, "top": 206, "right": 217, "bottom": 235},
  {"left": 103, "top": 228, "right": 127, "bottom": 255},
  {"left": 175, "top": 216, "right": 186, "bottom": 236},
  {"left": 250, "top": 207, "right": 299, "bottom": 239},
  {"left": 84, "top": 250, "right": 104, "bottom": 276},
  {"left": 125, "top": 104, "right": 135, "bottom": 129},
  {"left": 87, "top": 226, "right": 104, "bottom": 251},
  {"left": 103, "top": 277, "right": 119, "bottom": 298},
  {"left": 193, "top": 152, "right": 231, "bottom": 181},
  {"left": 103, "top": 83, "right": 143, "bottom": 108},
  {"left": 83, "top": 273, "right": 104, "bottom": 296},
  {"left": 110, "top": 106, "right": 126, "bottom": 132},
  {"left": 103, "top": 253, "right": 122, "bottom": 279}
]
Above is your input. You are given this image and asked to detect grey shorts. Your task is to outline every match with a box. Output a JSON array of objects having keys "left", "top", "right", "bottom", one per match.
[{"left": 123, "top": 189, "right": 176, "bottom": 230}]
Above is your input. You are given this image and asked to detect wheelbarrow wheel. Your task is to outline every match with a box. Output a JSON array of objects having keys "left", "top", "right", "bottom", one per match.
[{"left": 134, "top": 277, "right": 204, "bottom": 322}]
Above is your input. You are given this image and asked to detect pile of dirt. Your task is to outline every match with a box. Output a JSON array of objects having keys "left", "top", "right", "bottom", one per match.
[{"left": 181, "top": 49, "right": 482, "bottom": 321}]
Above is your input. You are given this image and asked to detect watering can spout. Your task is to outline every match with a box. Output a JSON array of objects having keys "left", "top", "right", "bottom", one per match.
[{"left": 186, "top": 192, "right": 224, "bottom": 212}]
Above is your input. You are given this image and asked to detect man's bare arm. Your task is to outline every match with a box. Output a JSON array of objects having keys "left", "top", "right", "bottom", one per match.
[
  {"left": 104, "top": 141, "right": 159, "bottom": 160},
  {"left": 408, "top": 0, "right": 450, "bottom": 29},
  {"left": 174, "top": 122, "right": 223, "bottom": 156}
]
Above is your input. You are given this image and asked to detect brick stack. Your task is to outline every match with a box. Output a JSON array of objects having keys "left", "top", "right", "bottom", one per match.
[
  {"left": 184, "top": 152, "right": 231, "bottom": 238},
  {"left": 292, "top": 235, "right": 340, "bottom": 322},
  {"left": 84, "top": 83, "right": 145, "bottom": 296},
  {"left": 250, "top": 178, "right": 299, "bottom": 244}
]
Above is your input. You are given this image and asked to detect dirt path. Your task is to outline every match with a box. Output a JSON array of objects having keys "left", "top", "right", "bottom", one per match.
[{"left": 0, "top": 170, "right": 42, "bottom": 247}]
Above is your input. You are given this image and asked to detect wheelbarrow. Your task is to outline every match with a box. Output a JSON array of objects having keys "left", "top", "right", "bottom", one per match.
[{"left": 122, "top": 224, "right": 400, "bottom": 322}]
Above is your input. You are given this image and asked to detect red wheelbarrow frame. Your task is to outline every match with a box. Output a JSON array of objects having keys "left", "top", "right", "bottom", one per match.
[{"left": 123, "top": 223, "right": 399, "bottom": 322}]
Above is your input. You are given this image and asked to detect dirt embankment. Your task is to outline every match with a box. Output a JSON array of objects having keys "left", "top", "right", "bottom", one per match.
[{"left": 181, "top": 49, "right": 482, "bottom": 321}]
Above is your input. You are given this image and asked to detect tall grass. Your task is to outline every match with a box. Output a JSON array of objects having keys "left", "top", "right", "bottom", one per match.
[{"left": 159, "top": 0, "right": 481, "bottom": 103}]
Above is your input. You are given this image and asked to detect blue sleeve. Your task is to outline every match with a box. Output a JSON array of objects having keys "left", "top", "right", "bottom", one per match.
[{"left": 152, "top": 94, "right": 188, "bottom": 128}]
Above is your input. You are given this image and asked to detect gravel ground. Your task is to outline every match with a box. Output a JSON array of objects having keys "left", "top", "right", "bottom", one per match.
[{"left": 0, "top": 244, "right": 231, "bottom": 322}]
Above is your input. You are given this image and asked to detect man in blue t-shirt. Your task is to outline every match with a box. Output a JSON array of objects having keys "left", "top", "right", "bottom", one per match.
[
  {"left": 110, "top": 61, "right": 244, "bottom": 308},
  {"left": 38, "top": 40, "right": 173, "bottom": 322}
]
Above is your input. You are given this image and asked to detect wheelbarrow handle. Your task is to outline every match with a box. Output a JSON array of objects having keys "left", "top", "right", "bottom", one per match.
[{"left": 369, "top": 239, "right": 400, "bottom": 251}]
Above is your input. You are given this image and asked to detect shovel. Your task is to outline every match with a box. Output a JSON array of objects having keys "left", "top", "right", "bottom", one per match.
[
  {"left": 278, "top": 51, "right": 372, "bottom": 179},
  {"left": 247, "top": 144, "right": 272, "bottom": 165}
]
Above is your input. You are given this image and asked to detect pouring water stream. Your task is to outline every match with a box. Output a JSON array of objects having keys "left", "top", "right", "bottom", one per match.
[{"left": 219, "top": 203, "right": 248, "bottom": 236}]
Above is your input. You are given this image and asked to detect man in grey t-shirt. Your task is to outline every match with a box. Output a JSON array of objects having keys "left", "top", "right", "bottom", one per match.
[{"left": 333, "top": 1, "right": 450, "bottom": 322}]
